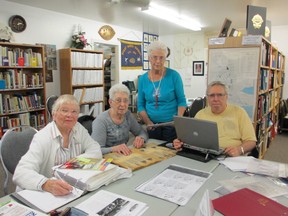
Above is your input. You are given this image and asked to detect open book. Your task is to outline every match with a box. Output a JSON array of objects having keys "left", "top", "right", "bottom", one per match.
[
  {"left": 53, "top": 158, "right": 132, "bottom": 191},
  {"left": 103, "top": 143, "right": 176, "bottom": 171}
]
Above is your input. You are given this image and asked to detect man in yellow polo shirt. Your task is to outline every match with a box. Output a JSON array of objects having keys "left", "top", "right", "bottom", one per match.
[{"left": 173, "top": 81, "right": 257, "bottom": 157}]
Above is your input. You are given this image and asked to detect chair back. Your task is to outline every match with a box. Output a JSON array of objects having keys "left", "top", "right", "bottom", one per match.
[
  {"left": 46, "top": 95, "right": 58, "bottom": 122},
  {"left": 78, "top": 115, "right": 95, "bottom": 135},
  {"left": 184, "top": 97, "right": 206, "bottom": 118},
  {"left": 0, "top": 125, "right": 37, "bottom": 195}
]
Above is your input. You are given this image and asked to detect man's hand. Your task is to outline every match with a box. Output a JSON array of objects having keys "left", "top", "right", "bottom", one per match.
[
  {"left": 173, "top": 139, "right": 183, "bottom": 151},
  {"left": 224, "top": 146, "right": 242, "bottom": 157},
  {"left": 42, "top": 179, "right": 73, "bottom": 196}
]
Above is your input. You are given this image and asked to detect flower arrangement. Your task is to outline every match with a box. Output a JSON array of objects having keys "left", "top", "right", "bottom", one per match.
[{"left": 70, "top": 31, "right": 90, "bottom": 49}]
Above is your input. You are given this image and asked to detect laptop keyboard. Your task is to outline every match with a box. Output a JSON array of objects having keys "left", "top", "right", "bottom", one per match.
[{"left": 176, "top": 148, "right": 212, "bottom": 163}]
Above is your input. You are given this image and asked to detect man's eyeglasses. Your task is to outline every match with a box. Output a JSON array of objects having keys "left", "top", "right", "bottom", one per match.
[
  {"left": 112, "top": 98, "right": 129, "bottom": 104},
  {"left": 207, "top": 93, "right": 226, "bottom": 98}
]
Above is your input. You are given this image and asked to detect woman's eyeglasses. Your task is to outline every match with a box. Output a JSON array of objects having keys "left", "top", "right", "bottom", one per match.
[{"left": 112, "top": 98, "right": 129, "bottom": 104}]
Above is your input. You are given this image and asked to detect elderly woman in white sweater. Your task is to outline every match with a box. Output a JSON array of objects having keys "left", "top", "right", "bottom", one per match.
[{"left": 13, "top": 94, "right": 102, "bottom": 196}]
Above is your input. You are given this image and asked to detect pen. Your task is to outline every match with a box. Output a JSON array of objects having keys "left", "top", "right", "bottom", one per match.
[{"left": 129, "top": 204, "right": 138, "bottom": 212}]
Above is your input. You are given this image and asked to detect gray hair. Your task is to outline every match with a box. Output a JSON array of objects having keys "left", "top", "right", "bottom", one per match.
[
  {"left": 147, "top": 41, "right": 168, "bottom": 57},
  {"left": 206, "top": 81, "right": 228, "bottom": 95},
  {"left": 52, "top": 94, "right": 80, "bottom": 115},
  {"left": 109, "top": 83, "right": 130, "bottom": 100}
]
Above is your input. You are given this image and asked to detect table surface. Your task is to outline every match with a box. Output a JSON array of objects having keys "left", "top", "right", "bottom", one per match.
[{"left": 1, "top": 139, "right": 288, "bottom": 216}]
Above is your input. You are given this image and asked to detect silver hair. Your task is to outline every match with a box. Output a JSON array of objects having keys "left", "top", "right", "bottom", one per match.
[
  {"left": 109, "top": 83, "right": 130, "bottom": 100},
  {"left": 52, "top": 94, "right": 80, "bottom": 115},
  {"left": 206, "top": 81, "right": 228, "bottom": 95},
  {"left": 147, "top": 41, "right": 168, "bottom": 57}
]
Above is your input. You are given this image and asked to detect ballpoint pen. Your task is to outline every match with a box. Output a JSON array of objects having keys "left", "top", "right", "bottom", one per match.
[{"left": 129, "top": 204, "right": 138, "bottom": 212}]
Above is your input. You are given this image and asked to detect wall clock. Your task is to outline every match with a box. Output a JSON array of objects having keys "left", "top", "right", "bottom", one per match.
[{"left": 8, "top": 15, "right": 27, "bottom": 33}]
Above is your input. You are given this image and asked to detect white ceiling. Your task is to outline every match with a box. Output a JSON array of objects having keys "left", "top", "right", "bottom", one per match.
[{"left": 6, "top": 0, "right": 288, "bottom": 35}]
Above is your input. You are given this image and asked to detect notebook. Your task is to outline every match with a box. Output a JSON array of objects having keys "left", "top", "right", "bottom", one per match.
[{"left": 173, "top": 116, "right": 224, "bottom": 161}]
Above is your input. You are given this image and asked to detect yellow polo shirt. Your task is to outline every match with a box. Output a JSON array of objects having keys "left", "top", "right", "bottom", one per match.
[{"left": 195, "top": 104, "right": 257, "bottom": 148}]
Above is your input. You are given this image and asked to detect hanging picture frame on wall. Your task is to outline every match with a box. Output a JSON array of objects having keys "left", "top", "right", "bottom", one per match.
[{"left": 193, "top": 61, "right": 204, "bottom": 76}]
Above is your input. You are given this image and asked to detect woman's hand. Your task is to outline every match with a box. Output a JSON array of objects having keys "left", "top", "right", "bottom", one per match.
[
  {"left": 133, "top": 136, "right": 145, "bottom": 149},
  {"left": 42, "top": 179, "right": 73, "bottom": 196},
  {"left": 112, "top": 144, "right": 132, "bottom": 156},
  {"left": 173, "top": 139, "right": 183, "bottom": 151}
]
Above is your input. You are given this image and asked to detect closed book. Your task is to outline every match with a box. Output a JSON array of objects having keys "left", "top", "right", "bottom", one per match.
[{"left": 212, "top": 188, "right": 288, "bottom": 216}]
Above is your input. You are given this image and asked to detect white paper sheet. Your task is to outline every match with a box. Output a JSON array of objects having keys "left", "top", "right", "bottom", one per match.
[{"left": 136, "top": 164, "right": 212, "bottom": 205}]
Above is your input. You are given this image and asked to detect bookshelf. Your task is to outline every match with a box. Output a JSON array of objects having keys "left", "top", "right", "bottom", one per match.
[
  {"left": 59, "top": 48, "right": 104, "bottom": 117},
  {"left": 208, "top": 36, "right": 285, "bottom": 158},
  {"left": 0, "top": 42, "right": 46, "bottom": 137}
]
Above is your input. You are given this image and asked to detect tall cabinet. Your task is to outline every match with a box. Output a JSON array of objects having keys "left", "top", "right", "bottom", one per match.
[
  {"left": 59, "top": 48, "right": 104, "bottom": 117},
  {"left": 0, "top": 42, "right": 46, "bottom": 137},
  {"left": 208, "top": 36, "right": 285, "bottom": 158}
]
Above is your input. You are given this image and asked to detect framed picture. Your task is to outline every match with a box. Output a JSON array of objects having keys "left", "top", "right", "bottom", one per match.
[{"left": 193, "top": 61, "right": 204, "bottom": 76}]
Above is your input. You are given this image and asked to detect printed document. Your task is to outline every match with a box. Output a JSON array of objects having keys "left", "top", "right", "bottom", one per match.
[
  {"left": 75, "top": 190, "right": 148, "bottom": 216},
  {"left": 136, "top": 164, "right": 212, "bottom": 205}
]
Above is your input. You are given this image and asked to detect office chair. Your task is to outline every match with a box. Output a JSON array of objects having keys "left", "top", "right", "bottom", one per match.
[
  {"left": 184, "top": 97, "right": 206, "bottom": 118},
  {"left": 78, "top": 115, "right": 95, "bottom": 135},
  {"left": 46, "top": 95, "right": 58, "bottom": 122},
  {"left": 0, "top": 125, "right": 38, "bottom": 195}
]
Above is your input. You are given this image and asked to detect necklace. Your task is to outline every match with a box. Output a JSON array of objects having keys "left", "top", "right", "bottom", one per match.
[{"left": 150, "top": 70, "right": 164, "bottom": 109}]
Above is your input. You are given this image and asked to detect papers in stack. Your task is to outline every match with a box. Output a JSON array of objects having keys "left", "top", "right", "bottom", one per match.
[
  {"left": 75, "top": 190, "right": 148, "bottom": 216},
  {"left": 219, "top": 156, "right": 288, "bottom": 178},
  {"left": 136, "top": 164, "right": 212, "bottom": 205},
  {"left": 53, "top": 157, "right": 132, "bottom": 191}
]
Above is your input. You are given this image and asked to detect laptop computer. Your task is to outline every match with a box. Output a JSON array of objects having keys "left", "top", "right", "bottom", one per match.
[{"left": 173, "top": 116, "right": 224, "bottom": 162}]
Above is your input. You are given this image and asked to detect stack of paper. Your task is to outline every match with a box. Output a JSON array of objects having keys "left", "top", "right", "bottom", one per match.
[
  {"left": 219, "top": 156, "right": 288, "bottom": 178},
  {"left": 75, "top": 190, "right": 148, "bottom": 216}
]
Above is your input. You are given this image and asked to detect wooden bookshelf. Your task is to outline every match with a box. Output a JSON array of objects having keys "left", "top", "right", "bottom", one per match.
[
  {"left": 208, "top": 36, "right": 285, "bottom": 158},
  {"left": 0, "top": 42, "right": 47, "bottom": 137},
  {"left": 59, "top": 48, "right": 104, "bottom": 117}
]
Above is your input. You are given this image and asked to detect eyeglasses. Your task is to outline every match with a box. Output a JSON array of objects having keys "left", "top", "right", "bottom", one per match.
[
  {"left": 112, "top": 98, "right": 129, "bottom": 104},
  {"left": 150, "top": 55, "right": 166, "bottom": 62},
  {"left": 59, "top": 109, "right": 79, "bottom": 116},
  {"left": 207, "top": 93, "right": 226, "bottom": 98}
]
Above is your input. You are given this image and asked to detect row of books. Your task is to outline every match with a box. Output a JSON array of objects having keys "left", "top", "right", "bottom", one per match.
[
  {"left": 259, "top": 69, "right": 271, "bottom": 92},
  {"left": 0, "top": 113, "right": 45, "bottom": 137},
  {"left": 80, "top": 102, "right": 103, "bottom": 117},
  {"left": 71, "top": 52, "right": 103, "bottom": 68},
  {"left": 73, "top": 87, "right": 104, "bottom": 104},
  {"left": 0, "top": 69, "right": 43, "bottom": 89},
  {"left": 0, "top": 92, "right": 43, "bottom": 114},
  {"left": 72, "top": 69, "right": 103, "bottom": 85},
  {"left": 0, "top": 46, "right": 43, "bottom": 67},
  {"left": 257, "top": 93, "right": 273, "bottom": 121},
  {"left": 261, "top": 41, "right": 271, "bottom": 67}
]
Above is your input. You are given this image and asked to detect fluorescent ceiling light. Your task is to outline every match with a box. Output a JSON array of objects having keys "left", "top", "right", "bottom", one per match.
[{"left": 141, "top": 4, "right": 201, "bottom": 31}]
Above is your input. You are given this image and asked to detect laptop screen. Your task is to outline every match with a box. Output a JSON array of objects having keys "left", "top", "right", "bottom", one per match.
[{"left": 173, "top": 116, "right": 221, "bottom": 154}]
